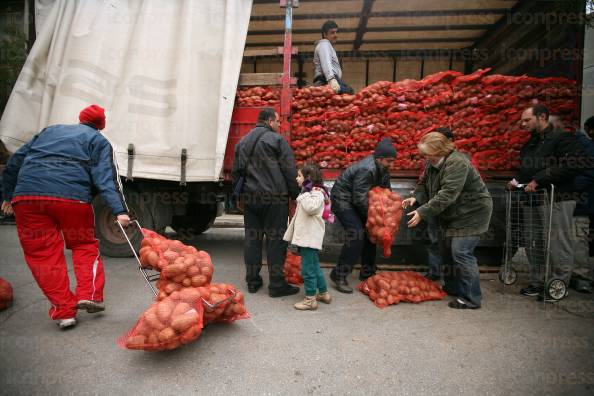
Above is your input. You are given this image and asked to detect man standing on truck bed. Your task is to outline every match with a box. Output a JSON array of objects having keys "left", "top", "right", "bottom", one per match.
[
  {"left": 1, "top": 104, "right": 130, "bottom": 329},
  {"left": 232, "top": 108, "right": 301, "bottom": 297},
  {"left": 329, "top": 138, "right": 396, "bottom": 293},
  {"left": 508, "top": 104, "right": 586, "bottom": 302},
  {"left": 313, "top": 20, "right": 354, "bottom": 94}
]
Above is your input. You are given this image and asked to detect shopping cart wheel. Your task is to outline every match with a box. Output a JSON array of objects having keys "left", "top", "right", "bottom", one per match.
[
  {"left": 545, "top": 278, "right": 567, "bottom": 301},
  {"left": 498, "top": 267, "right": 518, "bottom": 285}
]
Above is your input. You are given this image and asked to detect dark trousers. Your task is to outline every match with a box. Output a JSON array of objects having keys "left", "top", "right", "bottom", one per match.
[
  {"left": 243, "top": 201, "right": 290, "bottom": 290},
  {"left": 330, "top": 207, "right": 377, "bottom": 280},
  {"left": 313, "top": 75, "right": 354, "bottom": 94}
]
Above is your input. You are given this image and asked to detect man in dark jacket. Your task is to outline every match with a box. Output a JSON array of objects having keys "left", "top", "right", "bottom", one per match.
[
  {"left": 1, "top": 104, "right": 130, "bottom": 329},
  {"left": 329, "top": 138, "right": 395, "bottom": 293},
  {"left": 569, "top": 122, "right": 594, "bottom": 293},
  {"left": 232, "top": 108, "right": 300, "bottom": 297},
  {"left": 508, "top": 104, "right": 586, "bottom": 302}
]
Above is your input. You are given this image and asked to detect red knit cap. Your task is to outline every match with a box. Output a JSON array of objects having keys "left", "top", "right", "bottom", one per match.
[{"left": 79, "top": 104, "right": 106, "bottom": 130}]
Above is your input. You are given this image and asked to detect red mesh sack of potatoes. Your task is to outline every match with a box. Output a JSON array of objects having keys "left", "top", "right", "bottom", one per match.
[
  {"left": 359, "top": 271, "right": 446, "bottom": 308},
  {"left": 138, "top": 228, "right": 168, "bottom": 270},
  {"left": 366, "top": 187, "right": 403, "bottom": 257},
  {"left": 283, "top": 251, "right": 303, "bottom": 285},
  {"left": 0, "top": 277, "right": 13, "bottom": 311},
  {"left": 154, "top": 249, "right": 214, "bottom": 299},
  {"left": 119, "top": 289, "right": 204, "bottom": 351},
  {"left": 196, "top": 283, "right": 250, "bottom": 324}
]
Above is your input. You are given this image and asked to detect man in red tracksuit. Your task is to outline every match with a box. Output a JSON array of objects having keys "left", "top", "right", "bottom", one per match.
[{"left": 1, "top": 105, "right": 130, "bottom": 329}]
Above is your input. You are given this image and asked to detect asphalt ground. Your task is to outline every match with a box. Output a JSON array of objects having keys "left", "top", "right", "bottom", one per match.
[{"left": 1, "top": 224, "right": 593, "bottom": 396}]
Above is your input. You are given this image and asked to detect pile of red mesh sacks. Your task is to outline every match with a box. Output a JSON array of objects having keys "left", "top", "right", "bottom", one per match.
[
  {"left": 285, "top": 69, "right": 577, "bottom": 172},
  {"left": 119, "top": 229, "right": 249, "bottom": 351}
]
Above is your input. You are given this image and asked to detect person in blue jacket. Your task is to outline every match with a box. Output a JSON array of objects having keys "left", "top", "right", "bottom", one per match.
[{"left": 1, "top": 104, "right": 130, "bottom": 329}]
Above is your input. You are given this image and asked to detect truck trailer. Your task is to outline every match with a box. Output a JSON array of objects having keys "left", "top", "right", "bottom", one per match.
[{"left": 0, "top": 0, "right": 589, "bottom": 263}]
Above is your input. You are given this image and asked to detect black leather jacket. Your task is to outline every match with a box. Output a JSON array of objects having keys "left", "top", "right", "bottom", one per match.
[
  {"left": 330, "top": 155, "right": 390, "bottom": 217},
  {"left": 231, "top": 123, "right": 300, "bottom": 201}
]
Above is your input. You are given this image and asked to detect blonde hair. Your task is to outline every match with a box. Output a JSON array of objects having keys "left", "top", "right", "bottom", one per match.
[{"left": 418, "top": 132, "right": 455, "bottom": 157}]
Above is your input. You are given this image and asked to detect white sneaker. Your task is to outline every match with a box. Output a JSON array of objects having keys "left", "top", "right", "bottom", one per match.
[
  {"left": 77, "top": 300, "right": 105, "bottom": 313},
  {"left": 57, "top": 318, "right": 77, "bottom": 329}
]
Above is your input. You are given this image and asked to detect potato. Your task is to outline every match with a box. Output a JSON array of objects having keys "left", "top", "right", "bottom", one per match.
[
  {"left": 378, "top": 279, "right": 390, "bottom": 291},
  {"left": 172, "top": 302, "right": 191, "bottom": 317},
  {"left": 163, "top": 263, "right": 185, "bottom": 278},
  {"left": 125, "top": 335, "right": 146, "bottom": 349},
  {"left": 201, "top": 265, "right": 213, "bottom": 278},
  {"left": 156, "top": 300, "right": 175, "bottom": 323},
  {"left": 191, "top": 275, "right": 207, "bottom": 287},
  {"left": 144, "top": 310, "right": 165, "bottom": 331},
  {"left": 182, "top": 278, "right": 192, "bottom": 287},
  {"left": 147, "top": 332, "right": 159, "bottom": 346},
  {"left": 135, "top": 319, "right": 152, "bottom": 337},
  {"left": 158, "top": 327, "right": 176, "bottom": 343},
  {"left": 186, "top": 265, "right": 200, "bottom": 277},
  {"left": 147, "top": 251, "right": 159, "bottom": 268},
  {"left": 164, "top": 283, "right": 177, "bottom": 295},
  {"left": 178, "top": 287, "right": 201, "bottom": 302},
  {"left": 157, "top": 259, "right": 168, "bottom": 270},
  {"left": 169, "top": 240, "right": 186, "bottom": 253},
  {"left": 171, "top": 311, "right": 198, "bottom": 332},
  {"left": 232, "top": 303, "right": 246, "bottom": 315},
  {"left": 180, "top": 325, "right": 201, "bottom": 344},
  {"left": 163, "top": 250, "right": 179, "bottom": 262},
  {"left": 173, "top": 274, "right": 186, "bottom": 283}
]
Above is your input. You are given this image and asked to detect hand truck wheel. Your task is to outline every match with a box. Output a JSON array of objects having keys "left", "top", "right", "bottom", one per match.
[
  {"left": 498, "top": 267, "right": 518, "bottom": 285},
  {"left": 545, "top": 278, "right": 567, "bottom": 301}
]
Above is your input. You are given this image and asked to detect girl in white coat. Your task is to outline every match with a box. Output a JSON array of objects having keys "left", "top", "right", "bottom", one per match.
[{"left": 284, "top": 162, "right": 331, "bottom": 310}]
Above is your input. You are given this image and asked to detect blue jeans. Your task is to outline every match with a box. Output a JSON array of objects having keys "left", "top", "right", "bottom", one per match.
[
  {"left": 441, "top": 236, "right": 482, "bottom": 308},
  {"left": 300, "top": 247, "right": 328, "bottom": 296},
  {"left": 427, "top": 220, "right": 442, "bottom": 278}
]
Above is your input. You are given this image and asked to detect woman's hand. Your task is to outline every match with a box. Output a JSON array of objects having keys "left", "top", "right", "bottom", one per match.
[
  {"left": 402, "top": 197, "right": 416, "bottom": 209},
  {"left": 407, "top": 210, "right": 422, "bottom": 228},
  {"left": 1, "top": 201, "right": 13, "bottom": 216}
]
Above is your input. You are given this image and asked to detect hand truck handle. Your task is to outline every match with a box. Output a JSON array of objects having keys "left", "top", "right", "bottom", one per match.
[
  {"left": 202, "top": 289, "right": 237, "bottom": 311},
  {"left": 115, "top": 219, "right": 158, "bottom": 297}
]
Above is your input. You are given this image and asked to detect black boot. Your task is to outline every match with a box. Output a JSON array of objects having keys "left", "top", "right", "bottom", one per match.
[
  {"left": 269, "top": 284, "right": 300, "bottom": 298},
  {"left": 330, "top": 270, "right": 353, "bottom": 294}
]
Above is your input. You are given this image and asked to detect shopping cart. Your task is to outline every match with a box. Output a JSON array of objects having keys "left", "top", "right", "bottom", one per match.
[
  {"left": 498, "top": 185, "right": 568, "bottom": 301},
  {"left": 115, "top": 220, "right": 235, "bottom": 311}
]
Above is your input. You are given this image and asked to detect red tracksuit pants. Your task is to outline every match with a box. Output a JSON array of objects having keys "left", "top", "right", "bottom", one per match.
[{"left": 13, "top": 200, "right": 105, "bottom": 320}]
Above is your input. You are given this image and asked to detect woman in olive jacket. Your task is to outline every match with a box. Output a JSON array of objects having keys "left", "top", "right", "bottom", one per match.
[{"left": 403, "top": 132, "right": 493, "bottom": 309}]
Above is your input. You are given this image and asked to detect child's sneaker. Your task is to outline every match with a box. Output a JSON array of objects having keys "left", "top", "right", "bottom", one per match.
[
  {"left": 294, "top": 296, "right": 318, "bottom": 310},
  {"left": 57, "top": 318, "right": 77, "bottom": 329},
  {"left": 316, "top": 292, "right": 332, "bottom": 304}
]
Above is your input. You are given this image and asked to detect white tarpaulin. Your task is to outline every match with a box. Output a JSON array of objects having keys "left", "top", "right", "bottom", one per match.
[{"left": 0, "top": 0, "right": 252, "bottom": 182}]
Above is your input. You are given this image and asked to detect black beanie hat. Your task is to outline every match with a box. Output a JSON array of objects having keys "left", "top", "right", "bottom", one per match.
[{"left": 373, "top": 137, "right": 397, "bottom": 158}]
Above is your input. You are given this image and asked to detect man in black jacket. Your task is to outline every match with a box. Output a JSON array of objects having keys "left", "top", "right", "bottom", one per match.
[
  {"left": 507, "top": 104, "right": 586, "bottom": 302},
  {"left": 330, "top": 138, "right": 396, "bottom": 293},
  {"left": 232, "top": 108, "right": 301, "bottom": 297}
]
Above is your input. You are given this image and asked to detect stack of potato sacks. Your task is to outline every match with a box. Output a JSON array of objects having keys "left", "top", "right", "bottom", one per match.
[{"left": 119, "top": 229, "right": 249, "bottom": 351}]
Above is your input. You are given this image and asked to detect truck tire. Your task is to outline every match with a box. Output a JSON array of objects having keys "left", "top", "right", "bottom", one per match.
[
  {"left": 93, "top": 194, "right": 154, "bottom": 258},
  {"left": 172, "top": 203, "right": 217, "bottom": 238}
]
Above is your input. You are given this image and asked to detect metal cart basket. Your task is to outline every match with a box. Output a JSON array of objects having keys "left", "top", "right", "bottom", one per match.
[{"left": 498, "top": 185, "right": 568, "bottom": 301}]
